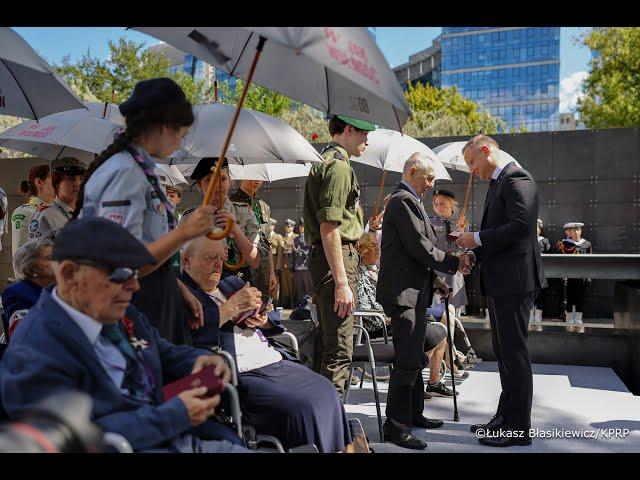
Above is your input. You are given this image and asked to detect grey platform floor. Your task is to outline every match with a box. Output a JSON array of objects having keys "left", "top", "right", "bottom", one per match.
[{"left": 344, "top": 362, "right": 640, "bottom": 453}]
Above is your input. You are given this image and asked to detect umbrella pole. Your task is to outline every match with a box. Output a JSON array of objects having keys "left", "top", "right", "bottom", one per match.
[
  {"left": 202, "top": 35, "right": 268, "bottom": 240},
  {"left": 457, "top": 174, "right": 474, "bottom": 231},
  {"left": 214, "top": 80, "right": 218, "bottom": 102},
  {"left": 371, "top": 169, "right": 387, "bottom": 221},
  {"left": 102, "top": 89, "right": 115, "bottom": 119}
]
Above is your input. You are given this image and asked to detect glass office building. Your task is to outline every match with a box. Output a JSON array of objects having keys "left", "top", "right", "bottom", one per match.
[{"left": 440, "top": 27, "right": 560, "bottom": 132}]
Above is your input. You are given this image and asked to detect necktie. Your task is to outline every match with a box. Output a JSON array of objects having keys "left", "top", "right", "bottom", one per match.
[{"left": 101, "top": 324, "right": 150, "bottom": 401}]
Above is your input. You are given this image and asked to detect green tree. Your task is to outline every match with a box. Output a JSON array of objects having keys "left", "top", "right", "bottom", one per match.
[
  {"left": 281, "top": 103, "right": 331, "bottom": 143},
  {"left": 402, "top": 82, "right": 506, "bottom": 137},
  {"left": 217, "top": 79, "right": 291, "bottom": 117},
  {"left": 55, "top": 37, "right": 212, "bottom": 105},
  {"left": 577, "top": 27, "right": 640, "bottom": 128}
]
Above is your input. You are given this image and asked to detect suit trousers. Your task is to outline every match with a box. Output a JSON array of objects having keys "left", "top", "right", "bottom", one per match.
[
  {"left": 385, "top": 286, "right": 431, "bottom": 430},
  {"left": 309, "top": 243, "right": 359, "bottom": 397},
  {"left": 487, "top": 292, "right": 535, "bottom": 431}
]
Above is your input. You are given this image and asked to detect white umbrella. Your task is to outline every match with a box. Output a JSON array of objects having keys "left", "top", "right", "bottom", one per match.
[
  {"left": 155, "top": 164, "right": 189, "bottom": 189},
  {"left": 177, "top": 162, "right": 312, "bottom": 183},
  {"left": 133, "top": 27, "right": 411, "bottom": 130},
  {"left": 0, "top": 102, "right": 123, "bottom": 162},
  {"left": 352, "top": 129, "right": 451, "bottom": 181},
  {"left": 350, "top": 129, "right": 450, "bottom": 217},
  {"left": 0, "top": 27, "right": 85, "bottom": 120},
  {"left": 433, "top": 141, "right": 522, "bottom": 173},
  {"left": 164, "top": 103, "right": 323, "bottom": 166}
]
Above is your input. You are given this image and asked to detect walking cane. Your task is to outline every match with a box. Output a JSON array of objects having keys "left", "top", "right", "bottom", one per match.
[{"left": 443, "top": 295, "right": 460, "bottom": 422}]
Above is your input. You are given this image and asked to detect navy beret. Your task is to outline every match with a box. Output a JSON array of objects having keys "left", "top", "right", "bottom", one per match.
[
  {"left": 433, "top": 189, "right": 456, "bottom": 200},
  {"left": 119, "top": 78, "right": 187, "bottom": 116},
  {"left": 190, "top": 157, "right": 229, "bottom": 182},
  {"left": 52, "top": 217, "right": 156, "bottom": 269}
]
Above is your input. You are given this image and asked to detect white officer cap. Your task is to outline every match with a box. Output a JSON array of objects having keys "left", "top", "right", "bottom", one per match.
[{"left": 563, "top": 222, "right": 584, "bottom": 229}]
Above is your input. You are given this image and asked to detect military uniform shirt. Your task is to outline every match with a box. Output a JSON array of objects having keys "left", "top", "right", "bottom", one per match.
[
  {"left": 303, "top": 142, "right": 364, "bottom": 246},
  {"left": 11, "top": 196, "right": 48, "bottom": 256},
  {"left": 28, "top": 198, "right": 74, "bottom": 240},
  {"left": 80, "top": 149, "right": 168, "bottom": 244}
]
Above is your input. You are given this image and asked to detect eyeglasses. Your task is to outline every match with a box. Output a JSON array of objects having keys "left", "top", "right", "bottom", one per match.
[{"left": 73, "top": 259, "right": 138, "bottom": 284}]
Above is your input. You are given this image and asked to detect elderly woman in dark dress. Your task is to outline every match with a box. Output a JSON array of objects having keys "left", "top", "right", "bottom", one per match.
[{"left": 179, "top": 235, "right": 351, "bottom": 453}]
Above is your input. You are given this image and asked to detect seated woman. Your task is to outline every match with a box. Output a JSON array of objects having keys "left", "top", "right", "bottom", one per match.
[
  {"left": 354, "top": 232, "right": 390, "bottom": 338},
  {"left": 179, "top": 235, "right": 351, "bottom": 453},
  {"left": 2, "top": 238, "right": 54, "bottom": 339}
]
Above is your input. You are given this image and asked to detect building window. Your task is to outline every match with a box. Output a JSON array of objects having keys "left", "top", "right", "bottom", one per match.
[{"left": 540, "top": 83, "right": 548, "bottom": 94}]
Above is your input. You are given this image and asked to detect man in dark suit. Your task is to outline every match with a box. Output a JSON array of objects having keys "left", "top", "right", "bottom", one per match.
[
  {"left": 377, "top": 153, "right": 472, "bottom": 450},
  {"left": 0, "top": 217, "right": 248, "bottom": 453},
  {"left": 456, "top": 134, "right": 546, "bottom": 447}
]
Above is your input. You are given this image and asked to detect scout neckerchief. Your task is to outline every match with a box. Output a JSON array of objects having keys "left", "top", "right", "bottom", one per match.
[
  {"left": 125, "top": 145, "right": 176, "bottom": 230},
  {"left": 54, "top": 198, "right": 74, "bottom": 221}
]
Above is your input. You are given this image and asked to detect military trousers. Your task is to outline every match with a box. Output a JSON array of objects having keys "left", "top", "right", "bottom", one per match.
[{"left": 309, "top": 243, "right": 359, "bottom": 397}]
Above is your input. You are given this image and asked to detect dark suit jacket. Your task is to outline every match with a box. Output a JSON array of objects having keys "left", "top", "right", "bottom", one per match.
[
  {"left": 376, "top": 182, "right": 459, "bottom": 312},
  {"left": 0, "top": 287, "right": 220, "bottom": 451},
  {"left": 473, "top": 162, "right": 547, "bottom": 297}
]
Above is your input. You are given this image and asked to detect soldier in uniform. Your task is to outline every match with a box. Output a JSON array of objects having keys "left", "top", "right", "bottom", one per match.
[
  {"left": 28, "top": 157, "right": 86, "bottom": 241},
  {"left": 556, "top": 222, "right": 593, "bottom": 330},
  {"left": 229, "top": 179, "right": 277, "bottom": 300},
  {"left": 267, "top": 218, "right": 284, "bottom": 304},
  {"left": 303, "top": 114, "right": 374, "bottom": 396},
  {"left": 279, "top": 218, "right": 297, "bottom": 308},
  {"left": 11, "top": 164, "right": 55, "bottom": 258},
  {"left": 292, "top": 218, "right": 312, "bottom": 302},
  {"left": 185, "top": 157, "right": 262, "bottom": 285}
]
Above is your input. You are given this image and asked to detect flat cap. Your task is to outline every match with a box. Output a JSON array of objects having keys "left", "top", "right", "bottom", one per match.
[
  {"left": 119, "top": 78, "right": 187, "bottom": 116},
  {"left": 335, "top": 115, "right": 376, "bottom": 132},
  {"left": 285, "top": 218, "right": 295, "bottom": 227},
  {"left": 190, "top": 157, "right": 229, "bottom": 183},
  {"left": 433, "top": 189, "right": 455, "bottom": 200},
  {"left": 563, "top": 222, "right": 584, "bottom": 229},
  {"left": 537, "top": 218, "right": 544, "bottom": 228},
  {"left": 52, "top": 217, "right": 156, "bottom": 269},
  {"left": 51, "top": 157, "right": 86, "bottom": 175},
  {"left": 269, "top": 218, "right": 278, "bottom": 225}
]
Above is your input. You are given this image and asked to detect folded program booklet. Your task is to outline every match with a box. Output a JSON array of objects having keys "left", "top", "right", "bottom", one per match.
[
  {"left": 163, "top": 367, "right": 224, "bottom": 401},
  {"left": 447, "top": 230, "right": 464, "bottom": 242}
]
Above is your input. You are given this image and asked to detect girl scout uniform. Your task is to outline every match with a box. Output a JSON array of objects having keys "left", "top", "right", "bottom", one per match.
[
  {"left": 81, "top": 145, "right": 191, "bottom": 345},
  {"left": 11, "top": 196, "right": 49, "bottom": 256},
  {"left": 428, "top": 195, "right": 468, "bottom": 308},
  {"left": 27, "top": 198, "right": 74, "bottom": 240}
]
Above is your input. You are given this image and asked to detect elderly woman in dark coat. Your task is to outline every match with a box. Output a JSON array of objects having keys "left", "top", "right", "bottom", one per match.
[{"left": 179, "top": 235, "right": 351, "bottom": 453}]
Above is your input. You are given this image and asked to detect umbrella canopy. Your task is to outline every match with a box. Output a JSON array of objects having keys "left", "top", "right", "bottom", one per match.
[
  {"left": 0, "top": 102, "right": 123, "bottom": 162},
  {"left": 155, "top": 164, "right": 189, "bottom": 189},
  {"left": 351, "top": 129, "right": 451, "bottom": 181},
  {"left": 0, "top": 27, "right": 86, "bottom": 120},
  {"left": 165, "top": 103, "right": 323, "bottom": 166},
  {"left": 133, "top": 27, "right": 411, "bottom": 130},
  {"left": 433, "top": 141, "right": 522, "bottom": 173},
  {"left": 177, "top": 162, "right": 312, "bottom": 183}
]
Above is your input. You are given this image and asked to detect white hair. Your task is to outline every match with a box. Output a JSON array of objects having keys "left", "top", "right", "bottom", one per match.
[
  {"left": 402, "top": 152, "right": 436, "bottom": 177},
  {"left": 13, "top": 237, "right": 53, "bottom": 279}
]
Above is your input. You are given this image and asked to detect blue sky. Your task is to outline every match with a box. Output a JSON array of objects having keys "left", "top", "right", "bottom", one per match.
[{"left": 13, "top": 26, "right": 593, "bottom": 113}]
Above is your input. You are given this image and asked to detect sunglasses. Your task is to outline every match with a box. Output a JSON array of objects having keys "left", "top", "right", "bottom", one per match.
[{"left": 74, "top": 259, "right": 138, "bottom": 284}]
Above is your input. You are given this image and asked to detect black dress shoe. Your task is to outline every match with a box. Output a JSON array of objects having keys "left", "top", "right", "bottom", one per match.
[
  {"left": 479, "top": 433, "right": 532, "bottom": 447},
  {"left": 384, "top": 431, "right": 428, "bottom": 450},
  {"left": 412, "top": 416, "right": 444, "bottom": 429},
  {"left": 470, "top": 414, "right": 504, "bottom": 433},
  {"left": 383, "top": 421, "right": 428, "bottom": 450}
]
